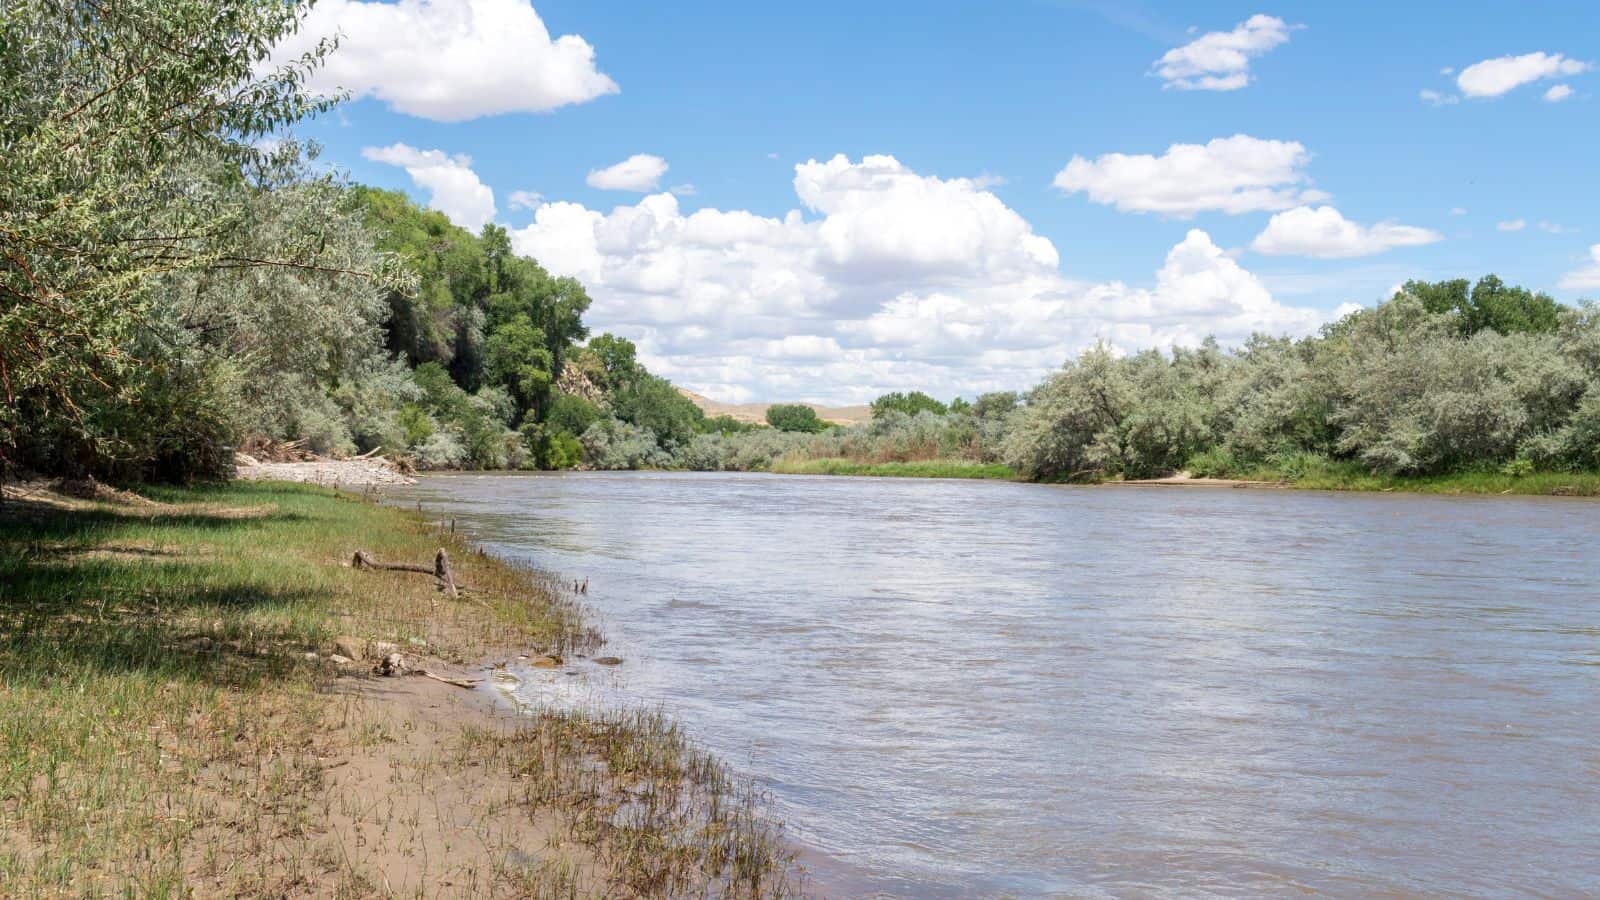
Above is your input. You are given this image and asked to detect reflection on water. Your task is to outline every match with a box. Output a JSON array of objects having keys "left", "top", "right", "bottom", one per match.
[{"left": 392, "top": 472, "right": 1600, "bottom": 897}]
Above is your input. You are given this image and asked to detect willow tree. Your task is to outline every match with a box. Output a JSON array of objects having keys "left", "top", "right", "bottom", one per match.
[{"left": 0, "top": 0, "right": 375, "bottom": 480}]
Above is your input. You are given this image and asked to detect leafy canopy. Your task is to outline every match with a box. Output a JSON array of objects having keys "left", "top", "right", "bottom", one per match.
[
  {"left": 871, "top": 391, "right": 949, "bottom": 418},
  {"left": 765, "top": 404, "right": 825, "bottom": 433},
  {"left": 1402, "top": 275, "right": 1563, "bottom": 337}
]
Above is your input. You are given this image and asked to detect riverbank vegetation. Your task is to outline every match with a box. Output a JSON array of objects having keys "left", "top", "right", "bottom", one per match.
[
  {"left": 4, "top": 5, "right": 1598, "bottom": 498},
  {"left": 674, "top": 278, "right": 1600, "bottom": 494},
  {"left": 0, "top": 480, "right": 799, "bottom": 895}
]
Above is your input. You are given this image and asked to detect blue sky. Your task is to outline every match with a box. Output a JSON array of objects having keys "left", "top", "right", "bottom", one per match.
[{"left": 280, "top": 0, "right": 1600, "bottom": 403}]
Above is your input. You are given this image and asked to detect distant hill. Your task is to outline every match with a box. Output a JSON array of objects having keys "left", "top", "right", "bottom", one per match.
[{"left": 677, "top": 388, "right": 872, "bottom": 426}]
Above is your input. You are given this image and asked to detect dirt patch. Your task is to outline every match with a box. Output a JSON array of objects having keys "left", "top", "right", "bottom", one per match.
[
  {"left": 278, "top": 666, "right": 599, "bottom": 897},
  {"left": 2, "top": 477, "right": 164, "bottom": 513},
  {"left": 1, "top": 480, "right": 277, "bottom": 521}
]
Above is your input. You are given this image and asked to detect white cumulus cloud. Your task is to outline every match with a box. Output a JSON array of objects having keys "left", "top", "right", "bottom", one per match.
[
  {"left": 1559, "top": 245, "right": 1600, "bottom": 292},
  {"left": 509, "top": 154, "right": 1340, "bottom": 402},
  {"left": 587, "top": 154, "right": 670, "bottom": 192},
  {"left": 1151, "top": 14, "right": 1293, "bottom": 91},
  {"left": 1498, "top": 219, "right": 1527, "bottom": 232},
  {"left": 362, "top": 144, "right": 496, "bottom": 231},
  {"left": 1053, "top": 135, "right": 1326, "bottom": 218},
  {"left": 272, "top": 0, "right": 617, "bottom": 121},
  {"left": 1456, "top": 51, "right": 1590, "bottom": 98},
  {"left": 1250, "top": 206, "right": 1442, "bottom": 258},
  {"left": 1544, "top": 84, "right": 1574, "bottom": 102}
]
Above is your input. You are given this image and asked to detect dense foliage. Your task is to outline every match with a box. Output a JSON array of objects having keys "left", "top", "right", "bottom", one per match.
[
  {"left": 764, "top": 404, "right": 825, "bottom": 433},
  {"left": 0, "top": 0, "right": 372, "bottom": 481},
  {"left": 870, "top": 391, "right": 949, "bottom": 418},
  {"left": 1, "top": 0, "right": 622, "bottom": 480},
  {"left": 4, "top": 5, "right": 1594, "bottom": 488},
  {"left": 637, "top": 283, "right": 1600, "bottom": 482}
]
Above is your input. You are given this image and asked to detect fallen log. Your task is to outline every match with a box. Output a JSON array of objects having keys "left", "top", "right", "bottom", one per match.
[{"left": 352, "top": 548, "right": 460, "bottom": 598}]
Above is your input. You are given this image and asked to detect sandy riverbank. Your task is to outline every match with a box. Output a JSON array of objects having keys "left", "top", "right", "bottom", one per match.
[
  {"left": 234, "top": 454, "right": 416, "bottom": 486},
  {"left": 1111, "top": 472, "right": 1290, "bottom": 489},
  {"left": 0, "top": 480, "right": 799, "bottom": 896}
]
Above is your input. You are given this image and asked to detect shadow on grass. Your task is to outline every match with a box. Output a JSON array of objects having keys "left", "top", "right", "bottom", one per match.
[{"left": 0, "top": 502, "right": 328, "bottom": 690}]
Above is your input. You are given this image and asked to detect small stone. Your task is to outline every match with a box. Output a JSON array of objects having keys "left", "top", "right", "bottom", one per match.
[
  {"left": 329, "top": 654, "right": 355, "bottom": 665},
  {"left": 593, "top": 656, "right": 624, "bottom": 666},
  {"left": 302, "top": 651, "right": 319, "bottom": 661},
  {"left": 407, "top": 637, "right": 428, "bottom": 648}
]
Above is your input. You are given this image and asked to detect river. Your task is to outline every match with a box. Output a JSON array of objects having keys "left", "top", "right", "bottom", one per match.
[{"left": 391, "top": 471, "right": 1600, "bottom": 897}]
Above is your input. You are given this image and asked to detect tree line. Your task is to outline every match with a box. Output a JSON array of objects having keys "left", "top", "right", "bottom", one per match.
[
  {"left": 671, "top": 277, "right": 1600, "bottom": 481},
  {"left": 5, "top": 3, "right": 1596, "bottom": 488}
]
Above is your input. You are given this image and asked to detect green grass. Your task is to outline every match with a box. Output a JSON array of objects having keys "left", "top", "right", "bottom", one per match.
[
  {"left": 0, "top": 480, "right": 798, "bottom": 897},
  {"left": 766, "top": 449, "right": 1597, "bottom": 496},
  {"left": 768, "top": 457, "right": 1017, "bottom": 480},
  {"left": 1183, "top": 451, "right": 1600, "bottom": 497}
]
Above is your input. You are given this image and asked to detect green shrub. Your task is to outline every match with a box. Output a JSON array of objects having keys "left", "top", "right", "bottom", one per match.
[{"left": 765, "top": 404, "right": 824, "bottom": 433}]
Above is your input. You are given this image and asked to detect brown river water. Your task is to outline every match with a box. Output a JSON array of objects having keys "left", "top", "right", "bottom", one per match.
[{"left": 391, "top": 472, "right": 1600, "bottom": 898}]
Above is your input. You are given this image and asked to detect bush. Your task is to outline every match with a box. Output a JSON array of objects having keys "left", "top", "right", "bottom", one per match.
[
  {"left": 764, "top": 404, "right": 824, "bottom": 433},
  {"left": 580, "top": 419, "right": 672, "bottom": 470},
  {"left": 416, "top": 429, "right": 469, "bottom": 470}
]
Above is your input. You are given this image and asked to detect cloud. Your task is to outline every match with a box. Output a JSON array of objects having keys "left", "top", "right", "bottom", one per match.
[
  {"left": 507, "top": 190, "right": 544, "bottom": 211},
  {"left": 1450, "top": 207, "right": 1468, "bottom": 216},
  {"left": 1250, "top": 206, "right": 1442, "bottom": 258},
  {"left": 1053, "top": 135, "right": 1326, "bottom": 218},
  {"left": 1559, "top": 245, "right": 1600, "bottom": 291},
  {"left": 587, "top": 154, "right": 670, "bottom": 191},
  {"left": 362, "top": 144, "right": 496, "bottom": 231},
  {"left": 1538, "top": 221, "right": 1573, "bottom": 234},
  {"left": 669, "top": 184, "right": 698, "bottom": 197},
  {"left": 510, "top": 154, "right": 1339, "bottom": 402},
  {"left": 1498, "top": 219, "right": 1527, "bottom": 232},
  {"left": 1544, "top": 84, "right": 1574, "bottom": 102},
  {"left": 1420, "top": 88, "right": 1459, "bottom": 106},
  {"left": 270, "top": 0, "right": 617, "bottom": 121},
  {"left": 1151, "top": 14, "right": 1293, "bottom": 91},
  {"left": 1456, "top": 51, "right": 1590, "bottom": 98}
]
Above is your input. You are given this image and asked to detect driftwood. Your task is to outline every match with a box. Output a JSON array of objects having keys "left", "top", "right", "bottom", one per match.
[
  {"left": 417, "top": 670, "right": 481, "bottom": 689},
  {"left": 352, "top": 548, "right": 459, "bottom": 598}
]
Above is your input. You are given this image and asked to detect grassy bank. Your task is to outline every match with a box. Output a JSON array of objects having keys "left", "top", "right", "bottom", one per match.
[
  {"left": 1180, "top": 453, "right": 1600, "bottom": 497},
  {"left": 0, "top": 480, "right": 798, "bottom": 897},
  {"left": 760, "top": 451, "right": 1600, "bottom": 496},
  {"left": 768, "top": 457, "right": 1017, "bottom": 480}
]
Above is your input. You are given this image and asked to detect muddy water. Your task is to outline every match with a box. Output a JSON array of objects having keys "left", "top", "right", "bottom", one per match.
[{"left": 392, "top": 472, "right": 1600, "bottom": 897}]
